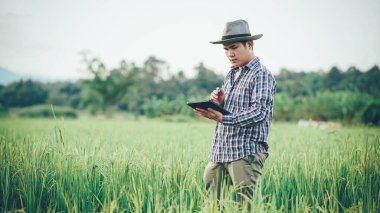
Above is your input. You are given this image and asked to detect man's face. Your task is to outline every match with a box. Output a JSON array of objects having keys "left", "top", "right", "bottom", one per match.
[{"left": 223, "top": 41, "right": 253, "bottom": 68}]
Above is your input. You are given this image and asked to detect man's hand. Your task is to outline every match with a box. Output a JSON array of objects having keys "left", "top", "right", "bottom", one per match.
[
  {"left": 210, "top": 87, "right": 225, "bottom": 105},
  {"left": 194, "top": 108, "right": 223, "bottom": 123}
]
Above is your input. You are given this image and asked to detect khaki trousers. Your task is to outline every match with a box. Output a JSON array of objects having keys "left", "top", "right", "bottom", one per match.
[{"left": 203, "top": 153, "right": 268, "bottom": 205}]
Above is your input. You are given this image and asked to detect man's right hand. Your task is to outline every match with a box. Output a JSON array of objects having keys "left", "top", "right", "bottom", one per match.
[{"left": 210, "top": 87, "right": 225, "bottom": 105}]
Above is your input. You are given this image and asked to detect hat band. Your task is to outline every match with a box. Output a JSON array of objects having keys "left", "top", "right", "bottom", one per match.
[{"left": 222, "top": 33, "right": 251, "bottom": 40}]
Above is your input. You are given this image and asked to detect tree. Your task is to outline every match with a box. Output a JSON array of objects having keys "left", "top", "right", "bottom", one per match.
[
  {"left": 82, "top": 56, "right": 138, "bottom": 113},
  {"left": 361, "top": 65, "right": 380, "bottom": 96},
  {"left": 324, "top": 66, "right": 343, "bottom": 90},
  {"left": 141, "top": 56, "right": 168, "bottom": 83},
  {"left": 192, "top": 62, "right": 223, "bottom": 97},
  {"left": 0, "top": 80, "right": 48, "bottom": 107},
  {"left": 360, "top": 100, "right": 380, "bottom": 126}
]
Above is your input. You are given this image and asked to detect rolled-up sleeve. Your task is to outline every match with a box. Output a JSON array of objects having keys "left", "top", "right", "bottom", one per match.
[{"left": 222, "top": 71, "right": 274, "bottom": 127}]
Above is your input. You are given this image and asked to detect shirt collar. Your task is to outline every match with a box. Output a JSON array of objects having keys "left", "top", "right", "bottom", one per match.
[{"left": 230, "top": 56, "right": 260, "bottom": 73}]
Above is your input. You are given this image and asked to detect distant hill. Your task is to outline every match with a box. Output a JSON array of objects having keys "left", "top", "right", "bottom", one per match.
[
  {"left": 0, "top": 67, "right": 67, "bottom": 85},
  {"left": 0, "top": 67, "right": 23, "bottom": 85}
]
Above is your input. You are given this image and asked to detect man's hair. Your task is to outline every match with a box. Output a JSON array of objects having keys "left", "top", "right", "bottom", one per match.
[
  {"left": 223, "top": 40, "right": 253, "bottom": 50},
  {"left": 241, "top": 40, "right": 253, "bottom": 50}
]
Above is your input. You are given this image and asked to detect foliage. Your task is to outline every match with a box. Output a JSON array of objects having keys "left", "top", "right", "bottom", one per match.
[
  {"left": 0, "top": 119, "right": 379, "bottom": 212},
  {"left": 44, "top": 81, "right": 83, "bottom": 109},
  {"left": 274, "top": 91, "right": 371, "bottom": 124},
  {"left": 78, "top": 55, "right": 223, "bottom": 117},
  {"left": 0, "top": 80, "right": 48, "bottom": 107},
  {"left": 143, "top": 95, "right": 194, "bottom": 118},
  {"left": 17, "top": 105, "right": 78, "bottom": 118},
  {"left": 81, "top": 56, "right": 139, "bottom": 113},
  {"left": 0, "top": 105, "right": 8, "bottom": 117},
  {"left": 276, "top": 65, "right": 380, "bottom": 98},
  {"left": 0, "top": 55, "right": 379, "bottom": 124},
  {"left": 273, "top": 65, "right": 380, "bottom": 125},
  {"left": 360, "top": 100, "right": 380, "bottom": 126}
]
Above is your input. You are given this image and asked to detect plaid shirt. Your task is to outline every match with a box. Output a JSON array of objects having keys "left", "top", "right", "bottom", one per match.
[{"left": 209, "top": 57, "right": 276, "bottom": 163}]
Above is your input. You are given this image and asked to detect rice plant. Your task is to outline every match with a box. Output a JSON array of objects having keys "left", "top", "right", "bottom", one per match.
[{"left": 0, "top": 118, "right": 379, "bottom": 212}]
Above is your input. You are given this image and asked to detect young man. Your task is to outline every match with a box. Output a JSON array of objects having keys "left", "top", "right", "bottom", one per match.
[{"left": 195, "top": 19, "right": 276, "bottom": 208}]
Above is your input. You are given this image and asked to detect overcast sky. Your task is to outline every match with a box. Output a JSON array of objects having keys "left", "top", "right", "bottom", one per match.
[{"left": 0, "top": 0, "right": 379, "bottom": 80}]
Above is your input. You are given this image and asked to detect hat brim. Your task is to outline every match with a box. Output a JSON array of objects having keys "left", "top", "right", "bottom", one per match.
[{"left": 210, "top": 34, "right": 263, "bottom": 44}]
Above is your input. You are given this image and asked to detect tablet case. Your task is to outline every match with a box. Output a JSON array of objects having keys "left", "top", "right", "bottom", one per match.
[{"left": 187, "top": 100, "right": 231, "bottom": 115}]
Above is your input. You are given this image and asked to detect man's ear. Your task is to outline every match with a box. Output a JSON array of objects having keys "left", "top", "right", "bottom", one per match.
[{"left": 249, "top": 41, "right": 254, "bottom": 50}]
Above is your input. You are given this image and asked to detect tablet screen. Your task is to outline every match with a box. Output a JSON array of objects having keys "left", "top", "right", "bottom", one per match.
[{"left": 187, "top": 100, "right": 231, "bottom": 115}]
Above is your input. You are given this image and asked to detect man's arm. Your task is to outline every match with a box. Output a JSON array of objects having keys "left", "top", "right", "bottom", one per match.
[{"left": 222, "top": 71, "right": 275, "bottom": 127}]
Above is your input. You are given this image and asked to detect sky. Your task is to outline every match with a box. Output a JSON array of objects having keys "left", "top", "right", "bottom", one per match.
[{"left": 0, "top": 0, "right": 379, "bottom": 80}]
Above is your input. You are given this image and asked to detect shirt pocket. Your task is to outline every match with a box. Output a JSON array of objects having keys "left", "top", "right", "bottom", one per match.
[{"left": 234, "top": 83, "right": 252, "bottom": 109}]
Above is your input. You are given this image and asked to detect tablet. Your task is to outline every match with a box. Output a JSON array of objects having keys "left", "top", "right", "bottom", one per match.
[{"left": 187, "top": 100, "right": 231, "bottom": 115}]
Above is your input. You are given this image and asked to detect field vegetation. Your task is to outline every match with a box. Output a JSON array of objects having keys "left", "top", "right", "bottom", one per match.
[{"left": 1, "top": 118, "right": 379, "bottom": 212}]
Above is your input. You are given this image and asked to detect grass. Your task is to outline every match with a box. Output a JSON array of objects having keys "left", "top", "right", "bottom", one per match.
[{"left": 0, "top": 118, "right": 379, "bottom": 212}]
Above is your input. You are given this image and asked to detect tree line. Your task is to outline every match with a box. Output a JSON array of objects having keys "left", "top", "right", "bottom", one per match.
[{"left": 0, "top": 55, "right": 379, "bottom": 125}]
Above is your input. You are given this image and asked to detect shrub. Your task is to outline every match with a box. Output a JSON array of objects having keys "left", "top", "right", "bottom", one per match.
[
  {"left": 360, "top": 100, "right": 380, "bottom": 126},
  {"left": 143, "top": 96, "right": 160, "bottom": 118},
  {"left": 273, "top": 93, "right": 295, "bottom": 121},
  {"left": 0, "top": 105, "right": 8, "bottom": 117},
  {"left": 0, "top": 80, "right": 48, "bottom": 107},
  {"left": 274, "top": 91, "right": 372, "bottom": 124},
  {"left": 17, "top": 105, "right": 78, "bottom": 119}
]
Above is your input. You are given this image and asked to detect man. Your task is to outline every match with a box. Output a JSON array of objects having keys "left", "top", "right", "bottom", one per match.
[{"left": 195, "top": 19, "right": 276, "bottom": 208}]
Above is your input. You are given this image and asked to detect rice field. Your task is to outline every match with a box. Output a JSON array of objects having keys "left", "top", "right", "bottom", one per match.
[{"left": 0, "top": 118, "right": 379, "bottom": 212}]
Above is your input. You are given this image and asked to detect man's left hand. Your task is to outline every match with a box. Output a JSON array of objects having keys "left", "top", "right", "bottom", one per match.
[{"left": 195, "top": 108, "right": 223, "bottom": 123}]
